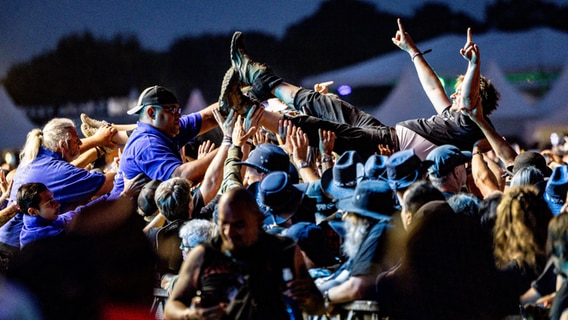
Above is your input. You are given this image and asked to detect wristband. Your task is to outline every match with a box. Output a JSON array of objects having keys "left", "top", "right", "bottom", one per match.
[
  {"left": 222, "top": 135, "right": 232, "bottom": 146},
  {"left": 95, "top": 146, "right": 104, "bottom": 158},
  {"left": 411, "top": 49, "right": 432, "bottom": 61}
]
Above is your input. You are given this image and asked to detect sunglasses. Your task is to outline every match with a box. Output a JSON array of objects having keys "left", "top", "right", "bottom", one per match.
[{"left": 151, "top": 105, "right": 182, "bottom": 116}]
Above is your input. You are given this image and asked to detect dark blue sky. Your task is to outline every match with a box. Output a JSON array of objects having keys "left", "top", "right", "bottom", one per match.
[{"left": 0, "top": 0, "right": 566, "bottom": 77}]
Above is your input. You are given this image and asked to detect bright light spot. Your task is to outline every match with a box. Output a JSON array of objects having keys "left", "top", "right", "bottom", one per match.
[{"left": 337, "top": 85, "right": 352, "bottom": 96}]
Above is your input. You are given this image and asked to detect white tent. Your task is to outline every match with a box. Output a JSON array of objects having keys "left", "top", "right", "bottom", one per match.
[
  {"left": 183, "top": 88, "right": 207, "bottom": 115},
  {"left": 525, "top": 59, "right": 568, "bottom": 144},
  {"left": 482, "top": 61, "right": 540, "bottom": 138},
  {"left": 371, "top": 65, "right": 432, "bottom": 125},
  {"left": 370, "top": 60, "right": 537, "bottom": 139},
  {"left": 302, "top": 28, "right": 568, "bottom": 89},
  {"left": 0, "top": 86, "right": 36, "bottom": 151}
]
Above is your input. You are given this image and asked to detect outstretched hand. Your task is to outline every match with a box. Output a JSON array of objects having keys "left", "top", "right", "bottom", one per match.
[
  {"left": 460, "top": 28, "right": 479, "bottom": 64},
  {"left": 121, "top": 173, "right": 149, "bottom": 199},
  {"left": 314, "top": 81, "right": 334, "bottom": 94},
  {"left": 391, "top": 18, "right": 417, "bottom": 53}
]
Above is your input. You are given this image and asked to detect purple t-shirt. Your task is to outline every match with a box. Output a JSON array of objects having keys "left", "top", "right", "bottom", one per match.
[
  {"left": 110, "top": 113, "right": 202, "bottom": 197},
  {"left": 0, "top": 147, "right": 105, "bottom": 248}
]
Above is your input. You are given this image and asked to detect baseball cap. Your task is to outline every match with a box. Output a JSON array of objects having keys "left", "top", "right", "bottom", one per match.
[
  {"left": 128, "top": 85, "right": 179, "bottom": 115},
  {"left": 426, "top": 145, "right": 472, "bottom": 178}
]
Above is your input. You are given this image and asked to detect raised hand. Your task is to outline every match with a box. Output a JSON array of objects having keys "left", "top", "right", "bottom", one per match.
[
  {"left": 460, "top": 28, "right": 479, "bottom": 64},
  {"left": 197, "top": 140, "right": 216, "bottom": 159},
  {"left": 391, "top": 18, "right": 417, "bottom": 54},
  {"left": 314, "top": 81, "right": 334, "bottom": 94},
  {"left": 318, "top": 129, "right": 336, "bottom": 157}
]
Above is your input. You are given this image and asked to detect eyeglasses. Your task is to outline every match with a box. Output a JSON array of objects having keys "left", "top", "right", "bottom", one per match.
[{"left": 151, "top": 105, "right": 182, "bottom": 116}]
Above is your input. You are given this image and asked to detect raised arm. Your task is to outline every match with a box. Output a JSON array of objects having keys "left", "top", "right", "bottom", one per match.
[
  {"left": 458, "top": 31, "right": 517, "bottom": 167},
  {"left": 392, "top": 18, "right": 451, "bottom": 114}
]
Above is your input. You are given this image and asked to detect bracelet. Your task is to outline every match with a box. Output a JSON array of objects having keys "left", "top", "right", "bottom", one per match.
[
  {"left": 322, "top": 157, "right": 333, "bottom": 163},
  {"left": 411, "top": 49, "right": 432, "bottom": 61},
  {"left": 472, "top": 151, "right": 482, "bottom": 156},
  {"left": 95, "top": 146, "right": 104, "bottom": 158},
  {"left": 246, "top": 138, "right": 253, "bottom": 145},
  {"left": 222, "top": 135, "right": 232, "bottom": 146}
]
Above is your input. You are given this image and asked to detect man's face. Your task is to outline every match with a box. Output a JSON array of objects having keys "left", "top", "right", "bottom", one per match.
[
  {"left": 150, "top": 104, "right": 182, "bottom": 138},
  {"left": 454, "top": 164, "right": 468, "bottom": 188},
  {"left": 218, "top": 201, "right": 261, "bottom": 253},
  {"left": 242, "top": 166, "right": 265, "bottom": 188},
  {"left": 62, "top": 128, "right": 82, "bottom": 162},
  {"left": 34, "top": 190, "right": 60, "bottom": 220},
  {"left": 449, "top": 80, "right": 463, "bottom": 111}
]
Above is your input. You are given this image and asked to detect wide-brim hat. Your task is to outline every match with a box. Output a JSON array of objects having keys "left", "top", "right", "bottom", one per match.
[
  {"left": 544, "top": 165, "right": 568, "bottom": 215},
  {"left": 234, "top": 143, "right": 290, "bottom": 173},
  {"left": 302, "top": 180, "right": 336, "bottom": 218},
  {"left": 284, "top": 222, "right": 338, "bottom": 267},
  {"left": 321, "top": 150, "right": 365, "bottom": 200},
  {"left": 251, "top": 171, "right": 305, "bottom": 226},
  {"left": 386, "top": 149, "right": 433, "bottom": 191},
  {"left": 127, "top": 85, "right": 179, "bottom": 115},
  {"left": 506, "top": 151, "right": 552, "bottom": 177},
  {"left": 364, "top": 154, "right": 389, "bottom": 180},
  {"left": 426, "top": 144, "right": 472, "bottom": 178},
  {"left": 336, "top": 180, "right": 396, "bottom": 221}
]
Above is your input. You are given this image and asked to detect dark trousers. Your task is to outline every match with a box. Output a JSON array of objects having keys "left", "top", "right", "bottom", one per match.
[{"left": 285, "top": 88, "right": 396, "bottom": 159}]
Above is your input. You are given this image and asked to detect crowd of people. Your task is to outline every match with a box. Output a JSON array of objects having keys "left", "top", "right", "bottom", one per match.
[{"left": 1, "top": 19, "right": 568, "bottom": 320}]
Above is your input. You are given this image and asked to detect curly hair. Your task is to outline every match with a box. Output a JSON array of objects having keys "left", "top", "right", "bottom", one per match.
[
  {"left": 455, "top": 75, "right": 500, "bottom": 116},
  {"left": 494, "top": 186, "right": 552, "bottom": 274}
]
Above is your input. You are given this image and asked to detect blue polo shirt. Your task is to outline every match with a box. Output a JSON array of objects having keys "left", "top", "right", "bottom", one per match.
[
  {"left": 20, "top": 210, "right": 77, "bottom": 248},
  {"left": 110, "top": 113, "right": 202, "bottom": 197},
  {"left": 0, "top": 147, "right": 105, "bottom": 248}
]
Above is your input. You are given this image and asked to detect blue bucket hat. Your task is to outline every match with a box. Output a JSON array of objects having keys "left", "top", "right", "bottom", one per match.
[
  {"left": 253, "top": 171, "right": 305, "bottom": 227},
  {"left": 386, "top": 149, "right": 433, "bottom": 191},
  {"left": 426, "top": 145, "right": 472, "bottom": 178},
  {"left": 544, "top": 165, "right": 568, "bottom": 216},
  {"left": 336, "top": 180, "right": 396, "bottom": 221},
  {"left": 364, "top": 154, "right": 389, "bottom": 180},
  {"left": 321, "top": 150, "right": 365, "bottom": 200},
  {"left": 234, "top": 143, "right": 290, "bottom": 173}
]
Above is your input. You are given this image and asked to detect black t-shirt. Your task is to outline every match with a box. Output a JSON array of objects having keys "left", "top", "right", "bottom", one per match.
[
  {"left": 350, "top": 221, "right": 391, "bottom": 277},
  {"left": 398, "top": 107, "right": 493, "bottom": 151}
]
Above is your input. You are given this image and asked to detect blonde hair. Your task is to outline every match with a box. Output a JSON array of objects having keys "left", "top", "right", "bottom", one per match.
[
  {"left": 20, "top": 118, "right": 75, "bottom": 165},
  {"left": 493, "top": 186, "right": 552, "bottom": 274}
]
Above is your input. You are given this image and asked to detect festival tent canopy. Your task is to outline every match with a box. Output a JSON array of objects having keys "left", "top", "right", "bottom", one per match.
[
  {"left": 370, "top": 60, "right": 537, "bottom": 139},
  {"left": 526, "top": 60, "right": 568, "bottom": 144},
  {"left": 0, "top": 86, "right": 36, "bottom": 151},
  {"left": 302, "top": 27, "right": 568, "bottom": 88}
]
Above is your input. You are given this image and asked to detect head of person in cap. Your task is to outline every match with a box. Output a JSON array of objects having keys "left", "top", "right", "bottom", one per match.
[
  {"left": 544, "top": 165, "right": 568, "bottom": 216},
  {"left": 507, "top": 151, "right": 553, "bottom": 178},
  {"left": 254, "top": 171, "right": 305, "bottom": 230},
  {"left": 364, "top": 154, "right": 389, "bottom": 181},
  {"left": 315, "top": 179, "right": 399, "bottom": 302},
  {"left": 234, "top": 143, "right": 292, "bottom": 187},
  {"left": 386, "top": 149, "right": 433, "bottom": 203},
  {"left": 128, "top": 85, "right": 182, "bottom": 138},
  {"left": 426, "top": 144, "right": 472, "bottom": 198},
  {"left": 110, "top": 83, "right": 219, "bottom": 199},
  {"left": 321, "top": 150, "right": 365, "bottom": 201},
  {"left": 283, "top": 222, "right": 339, "bottom": 272}
]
